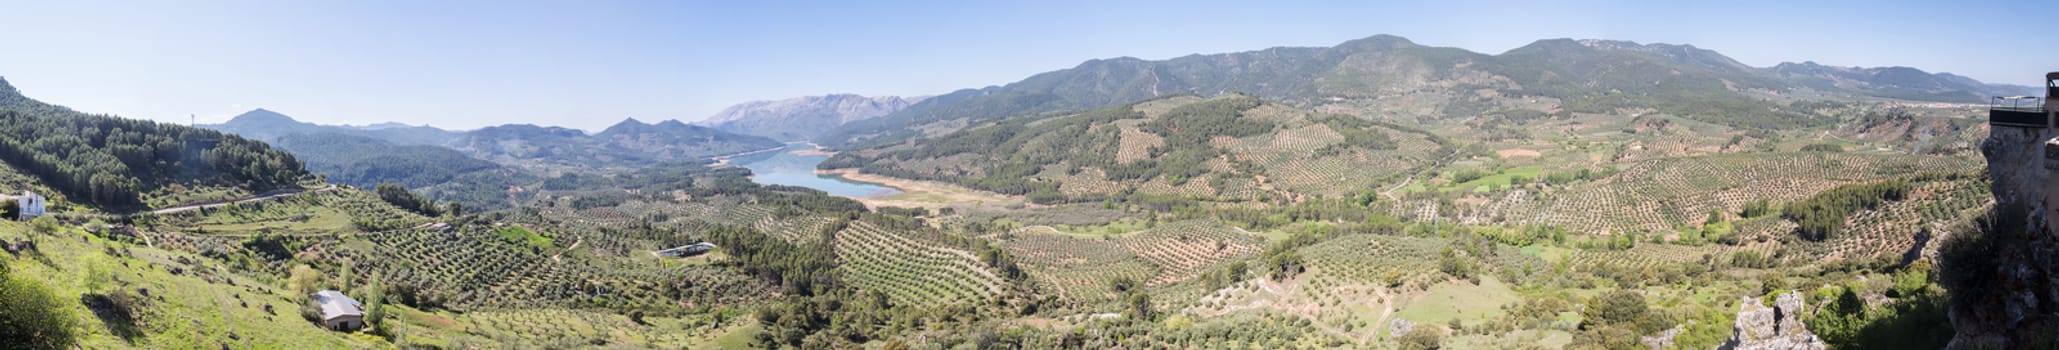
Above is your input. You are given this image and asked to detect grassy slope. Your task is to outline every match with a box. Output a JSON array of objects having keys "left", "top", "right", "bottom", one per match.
[{"left": 0, "top": 221, "right": 384, "bottom": 349}]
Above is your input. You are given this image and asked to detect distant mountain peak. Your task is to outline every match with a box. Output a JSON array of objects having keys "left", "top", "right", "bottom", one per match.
[
  {"left": 696, "top": 94, "right": 922, "bottom": 141},
  {"left": 225, "top": 108, "right": 302, "bottom": 125},
  {"left": 1336, "top": 34, "right": 1417, "bottom": 51}
]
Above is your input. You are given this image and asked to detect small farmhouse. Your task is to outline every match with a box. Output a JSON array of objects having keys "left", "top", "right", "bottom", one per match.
[
  {"left": 4, "top": 191, "right": 45, "bottom": 221},
  {"left": 312, "top": 290, "right": 366, "bottom": 332},
  {"left": 656, "top": 242, "right": 718, "bottom": 258}
]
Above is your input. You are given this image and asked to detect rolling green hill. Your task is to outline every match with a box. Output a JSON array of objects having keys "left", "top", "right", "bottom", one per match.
[
  {"left": 823, "top": 94, "right": 1450, "bottom": 204},
  {"left": 270, "top": 132, "right": 506, "bottom": 189}
]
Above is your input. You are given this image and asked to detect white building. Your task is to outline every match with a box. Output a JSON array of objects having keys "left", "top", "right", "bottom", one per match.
[
  {"left": 3, "top": 191, "right": 45, "bottom": 221},
  {"left": 17, "top": 191, "right": 43, "bottom": 221},
  {"left": 312, "top": 290, "right": 366, "bottom": 332},
  {"left": 657, "top": 242, "right": 718, "bottom": 258}
]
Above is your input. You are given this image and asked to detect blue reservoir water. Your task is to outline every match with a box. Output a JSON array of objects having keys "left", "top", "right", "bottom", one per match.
[{"left": 729, "top": 144, "right": 900, "bottom": 198}]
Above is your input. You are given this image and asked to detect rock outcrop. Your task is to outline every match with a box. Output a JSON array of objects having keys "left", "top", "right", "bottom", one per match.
[
  {"left": 1722, "top": 292, "right": 1825, "bottom": 350},
  {"left": 1387, "top": 318, "right": 1413, "bottom": 338},
  {"left": 1945, "top": 121, "right": 2059, "bottom": 348}
]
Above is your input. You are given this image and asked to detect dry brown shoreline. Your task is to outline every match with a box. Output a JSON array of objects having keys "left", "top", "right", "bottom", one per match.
[{"left": 815, "top": 168, "right": 1021, "bottom": 209}]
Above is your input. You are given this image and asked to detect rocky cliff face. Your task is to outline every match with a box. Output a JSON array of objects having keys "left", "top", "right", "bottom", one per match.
[
  {"left": 1946, "top": 124, "right": 2059, "bottom": 348},
  {"left": 1724, "top": 292, "right": 1826, "bottom": 350},
  {"left": 699, "top": 94, "right": 922, "bottom": 141}
]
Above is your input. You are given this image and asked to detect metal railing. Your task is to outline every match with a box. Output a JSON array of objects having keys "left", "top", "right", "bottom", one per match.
[{"left": 1990, "top": 108, "right": 2050, "bottom": 127}]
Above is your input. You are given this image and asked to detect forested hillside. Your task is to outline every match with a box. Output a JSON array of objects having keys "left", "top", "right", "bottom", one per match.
[
  {"left": 271, "top": 132, "right": 504, "bottom": 189},
  {"left": 450, "top": 118, "right": 783, "bottom": 168},
  {"left": 0, "top": 78, "right": 308, "bottom": 208},
  {"left": 817, "top": 35, "right": 2014, "bottom": 147},
  {"left": 823, "top": 94, "right": 1448, "bottom": 204}
]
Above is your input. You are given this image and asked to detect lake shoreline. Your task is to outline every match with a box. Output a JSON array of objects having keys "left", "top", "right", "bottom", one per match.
[
  {"left": 815, "top": 168, "right": 1022, "bottom": 209},
  {"left": 790, "top": 142, "right": 837, "bottom": 157}
]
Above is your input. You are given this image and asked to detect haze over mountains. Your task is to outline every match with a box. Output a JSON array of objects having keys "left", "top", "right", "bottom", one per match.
[
  {"left": 205, "top": 110, "right": 782, "bottom": 168},
  {"left": 697, "top": 94, "right": 927, "bottom": 141}
]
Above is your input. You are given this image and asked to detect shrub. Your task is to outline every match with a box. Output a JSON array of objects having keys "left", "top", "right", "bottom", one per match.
[
  {"left": 29, "top": 216, "right": 58, "bottom": 235},
  {"left": 1126, "top": 293, "right": 1155, "bottom": 321},
  {"left": 1397, "top": 327, "right": 1442, "bottom": 350},
  {"left": 0, "top": 264, "right": 79, "bottom": 349},
  {"left": 1583, "top": 290, "right": 1648, "bottom": 327}
]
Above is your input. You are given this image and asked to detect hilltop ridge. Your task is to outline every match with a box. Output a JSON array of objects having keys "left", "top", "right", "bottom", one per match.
[
  {"left": 698, "top": 94, "right": 924, "bottom": 141},
  {"left": 817, "top": 34, "right": 2027, "bottom": 147}
]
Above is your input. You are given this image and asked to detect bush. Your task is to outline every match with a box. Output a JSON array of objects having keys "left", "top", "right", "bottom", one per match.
[
  {"left": 1397, "top": 327, "right": 1442, "bottom": 350},
  {"left": 29, "top": 216, "right": 58, "bottom": 235},
  {"left": 1583, "top": 290, "right": 1648, "bottom": 327},
  {"left": 1126, "top": 293, "right": 1154, "bottom": 321},
  {"left": 0, "top": 264, "right": 79, "bottom": 349}
]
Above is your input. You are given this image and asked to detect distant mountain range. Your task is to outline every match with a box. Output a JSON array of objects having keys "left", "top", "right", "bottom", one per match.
[
  {"left": 201, "top": 110, "right": 783, "bottom": 210},
  {"left": 451, "top": 117, "right": 782, "bottom": 167},
  {"left": 697, "top": 94, "right": 925, "bottom": 141},
  {"left": 205, "top": 110, "right": 782, "bottom": 169},
  {"left": 207, "top": 108, "right": 462, "bottom": 146},
  {"left": 816, "top": 34, "right": 2036, "bottom": 147}
]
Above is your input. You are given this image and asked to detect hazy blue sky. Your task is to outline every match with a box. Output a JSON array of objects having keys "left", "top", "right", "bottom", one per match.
[{"left": 2, "top": 0, "right": 2050, "bottom": 131}]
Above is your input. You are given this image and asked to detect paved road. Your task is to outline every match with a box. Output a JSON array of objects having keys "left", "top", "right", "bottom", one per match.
[{"left": 148, "top": 185, "right": 337, "bottom": 215}]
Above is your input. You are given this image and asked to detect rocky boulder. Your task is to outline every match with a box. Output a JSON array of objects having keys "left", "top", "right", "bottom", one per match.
[{"left": 1722, "top": 292, "right": 1825, "bottom": 350}]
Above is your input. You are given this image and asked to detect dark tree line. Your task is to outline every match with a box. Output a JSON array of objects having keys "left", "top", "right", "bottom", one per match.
[
  {"left": 0, "top": 108, "right": 307, "bottom": 208},
  {"left": 1783, "top": 180, "right": 1911, "bottom": 241},
  {"left": 374, "top": 182, "right": 443, "bottom": 217}
]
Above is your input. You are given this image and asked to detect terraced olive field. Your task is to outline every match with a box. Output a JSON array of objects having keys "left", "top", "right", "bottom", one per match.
[
  {"left": 1483, "top": 153, "right": 1976, "bottom": 233},
  {"left": 834, "top": 219, "right": 1006, "bottom": 305},
  {"left": 821, "top": 94, "right": 1454, "bottom": 204}
]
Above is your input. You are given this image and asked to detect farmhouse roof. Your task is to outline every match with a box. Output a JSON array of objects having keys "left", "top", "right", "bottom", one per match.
[{"left": 313, "top": 290, "right": 364, "bottom": 320}]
